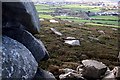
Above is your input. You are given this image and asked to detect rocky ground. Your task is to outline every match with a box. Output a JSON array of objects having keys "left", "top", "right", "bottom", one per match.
[{"left": 35, "top": 19, "right": 120, "bottom": 79}]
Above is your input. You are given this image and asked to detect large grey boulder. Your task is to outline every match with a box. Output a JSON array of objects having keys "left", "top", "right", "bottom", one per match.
[
  {"left": 2, "top": 0, "right": 40, "bottom": 34},
  {"left": 3, "top": 28, "right": 49, "bottom": 62},
  {"left": 1, "top": 36, "right": 38, "bottom": 79},
  {"left": 82, "top": 60, "right": 107, "bottom": 79}
]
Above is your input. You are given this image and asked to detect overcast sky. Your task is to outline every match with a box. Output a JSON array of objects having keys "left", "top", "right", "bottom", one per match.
[{"left": 32, "top": 0, "right": 119, "bottom": 2}]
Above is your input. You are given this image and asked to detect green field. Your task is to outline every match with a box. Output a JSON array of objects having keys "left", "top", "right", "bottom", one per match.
[
  {"left": 39, "top": 14, "right": 54, "bottom": 19},
  {"left": 55, "top": 16, "right": 118, "bottom": 26},
  {"left": 61, "top": 4, "right": 101, "bottom": 12},
  {"left": 90, "top": 16, "right": 118, "bottom": 20},
  {"left": 35, "top": 4, "right": 119, "bottom": 27},
  {"left": 35, "top": 4, "right": 55, "bottom": 12}
]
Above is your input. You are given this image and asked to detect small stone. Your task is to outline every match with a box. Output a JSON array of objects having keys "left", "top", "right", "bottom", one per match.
[
  {"left": 64, "top": 37, "right": 80, "bottom": 46},
  {"left": 98, "top": 30, "right": 105, "bottom": 34},
  {"left": 112, "top": 67, "right": 120, "bottom": 78},
  {"left": 50, "top": 28, "right": 62, "bottom": 36},
  {"left": 59, "top": 68, "right": 76, "bottom": 73}
]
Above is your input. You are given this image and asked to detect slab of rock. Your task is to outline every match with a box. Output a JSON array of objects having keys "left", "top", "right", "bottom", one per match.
[
  {"left": 3, "top": 28, "right": 49, "bottom": 62},
  {"left": 64, "top": 37, "right": 80, "bottom": 46},
  {"left": 2, "top": 0, "right": 40, "bottom": 34},
  {"left": 39, "top": 18, "right": 45, "bottom": 21},
  {"left": 50, "top": 28, "right": 62, "bottom": 36},
  {"left": 49, "top": 20, "right": 59, "bottom": 23},
  {"left": 2, "top": 36, "right": 38, "bottom": 79},
  {"left": 82, "top": 60, "right": 107, "bottom": 79},
  {"left": 88, "top": 36, "right": 99, "bottom": 41},
  {"left": 98, "top": 30, "right": 105, "bottom": 34}
]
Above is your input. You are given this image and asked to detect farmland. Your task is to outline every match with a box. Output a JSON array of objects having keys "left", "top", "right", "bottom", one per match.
[{"left": 35, "top": 3, "right": 119, "bottom": 27}]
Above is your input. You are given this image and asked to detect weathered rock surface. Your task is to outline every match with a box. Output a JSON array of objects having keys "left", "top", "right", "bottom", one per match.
[
  {"left": 59, "top": 72, "right": 85, "bottom": 80},
  {"left": 64, "top": 37, "right": 80, "bottom": 46},
  {"left": 59, "top": 68, "right": 76, "bottom": 73},
  {"left": 50, "top": 28, "right": 62, "bottom": 36},
  {"left": 59, "top": 68, "right": 85, "bottom": 80},
  {"left": 2, "top": 0, "right": 52, "bottom": 79},
  {"left": 58, "top": 60, "right": 120, "bottom": 80},
  {"left": 82, "top": 60, "right": 107, "bottom": 79},
  {"left": 102, "top": 67, "right": 120, "bottom": 80},
  {"left": 33, "top": 68, "right": 56, "bottom": 80},
  {"left": 112, "top": 67, "right": 120, "bottom": 78},
  {"left": 2, "top": 0, "right": 40, "bottom": 34},
  {"left": 3, "top": 28, "right": 49, "bottom": 62},
  {"left": 102, "top": 72, "right": 115, "bottom": 80},
  {"left": 2, "top": 36, "right": 38, "bottom": 79}
]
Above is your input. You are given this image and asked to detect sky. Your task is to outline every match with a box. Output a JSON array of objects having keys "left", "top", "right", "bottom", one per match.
[{"left": 32, "top": 0, "right": 119, "bottom": 2}]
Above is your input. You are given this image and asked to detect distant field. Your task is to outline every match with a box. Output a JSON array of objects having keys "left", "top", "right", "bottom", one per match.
[
  {"left": 35, "top": 4, "right": 50, "bottom": 10},
  {"left": 86, "top": 23, "right": 119, "bottom": 28},
  {"left": 55, "top": 16, "right": 80, "bottom": 19},
  {"left": 35, "top": 4, "right": 54, "bottom": 12},
  {"left": 39, "top": 15, "right": 118, "bottom": 27},
  {"left": 35, "top": 4, "right": 119, "bottom": 27},
  {"left": 39, "top": 14, "right": 54, "bottom": 19},
  {"left": 61, "top": 4, "right": 101, "bottom": 12},
  {"left": 55, "top": 16, "right": 118, "bottom": 26},
  {"left": 37, "top": 10, "right": 54, "bottom": 12},
  {"left": 90, "top": 16, "right": 118, "bottom": 20}
]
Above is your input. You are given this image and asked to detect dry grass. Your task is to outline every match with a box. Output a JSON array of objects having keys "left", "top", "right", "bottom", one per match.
[{"left": 35, "top": 19, "right": 119, "bottom": 75}]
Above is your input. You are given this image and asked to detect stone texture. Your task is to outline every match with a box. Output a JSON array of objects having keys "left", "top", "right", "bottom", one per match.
[
  {"left": 2, "top": 0, "right": 40, "bottom": 34},
  {"left": 2, "top": 36, "right": 38, "bottom": 79},
  {"left": 50, "top": 28, "right": 62, "bottom": 36},
  {"left": 3, "top": 28, "right": 49, "bottom": 63},
  {"left": 64, "top": 37, "right": 80, "bottom": 46},
  {"left": 33, "top": 68, "right": 56, "bottom": 80},
  {"left": 82, "top": 60, "right": 107, "bottom": 79},
  {"left": 59, "top": 72, "right": 85, "bottom": 80},
  {"left": 112, "top": 67, "right": 120, "bottom": 78}
]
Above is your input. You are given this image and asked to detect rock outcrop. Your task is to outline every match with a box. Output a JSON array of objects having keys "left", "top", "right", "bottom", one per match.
[
  {"left": 3, "top": 28, "right": 49, "bottom": 62},
  {"left": 2, "top": 36, "right": 38, "bottom": 79},
  {"left": 1, "top": 0, "right": 55, "bottom": 80},
  {"left": 2, "top": 0, "right": 40, "bottom": 34}
]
